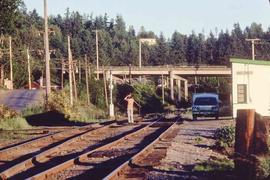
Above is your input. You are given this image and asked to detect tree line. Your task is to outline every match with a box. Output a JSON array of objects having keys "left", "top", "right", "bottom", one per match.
[{"left": 1, "top": 1, "right": 270, "bottom": 88}]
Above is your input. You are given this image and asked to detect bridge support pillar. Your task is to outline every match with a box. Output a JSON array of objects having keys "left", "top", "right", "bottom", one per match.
[
  {"left": 184, "top": 80, "right": 188, "bottom": 101},
  {"left": 170, "top": 71, "right": 174, "bottom": 100},
  {"left": 177, "top": 80, "right": 181, "bottom": 102}
]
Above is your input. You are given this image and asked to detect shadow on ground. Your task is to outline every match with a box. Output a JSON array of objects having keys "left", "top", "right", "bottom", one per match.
[{"left": 24, "top": 111, "right": 88, "bottom": 126}]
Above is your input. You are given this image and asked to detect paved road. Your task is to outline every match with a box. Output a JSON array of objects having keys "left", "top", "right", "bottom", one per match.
[{"left": 0, "top": 89, "right": 45, "bottom": 112}]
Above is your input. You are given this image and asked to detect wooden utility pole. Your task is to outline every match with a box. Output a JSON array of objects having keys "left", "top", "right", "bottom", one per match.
[
  {"left": 246, "top": 38, "right": 260, "bottom": 60},
  {"left": 79, "top": 59, "right": 81, "bottom": 83},
  {"left": 26, "top": 48, "right": 32, "bottom": 90},
  {"left": 85, "top": 55, "right": 90, "bottom": 106},
  {"left": 9, "top": 36, "right": 13, "bottom": 89},
  {"left": 44, "top": 0, "right": 51, "bottom": 99},
  {"left": 72, "top": 61, "right": 78, "bottom": 102},
  {"left": 61, "top": 58, "right": 64, "bottom": 90},
  {"left": 68, "top": 35, "right": 73, "bottom": 106},
  {"left": 94, "top": 30, "right": 100, "bottom": 80}
]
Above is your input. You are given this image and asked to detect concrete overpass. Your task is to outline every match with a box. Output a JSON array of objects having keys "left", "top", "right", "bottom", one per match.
[
  {"left": 95, "top": 65, "right": 232, "bottom": 102},
  {"left": 95, "top": 65, "right": 231, "bottom": 76}
]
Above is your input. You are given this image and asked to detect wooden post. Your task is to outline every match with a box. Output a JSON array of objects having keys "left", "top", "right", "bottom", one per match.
[
  {"left": 68, "top": 35, "right": 73, "bottom": 106},
  {"left": 85, "top": 55, "right": 90, "bottom": 106},
  {"left": 26, "top": 48, "right": 32, "bottom": 90},
  {"left": 235, "top": 109, "right": 255, "bottom": 155},
  {"left": 9, "top": 36, "right": 13, "bottom": 89}
]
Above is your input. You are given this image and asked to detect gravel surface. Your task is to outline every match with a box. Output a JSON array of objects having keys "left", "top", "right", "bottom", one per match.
[{"left": 147, "top": 118, "right": 235, "bottom": 179}]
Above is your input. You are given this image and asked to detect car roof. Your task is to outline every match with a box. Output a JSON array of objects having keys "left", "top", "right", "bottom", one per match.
[{"left": 193, "top": 93, "right": 218, "bottom": 98}]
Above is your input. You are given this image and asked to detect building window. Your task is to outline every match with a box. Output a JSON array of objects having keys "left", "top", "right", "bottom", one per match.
[{"left": 237, "top": 84, "right": 247, "bottom": 103}]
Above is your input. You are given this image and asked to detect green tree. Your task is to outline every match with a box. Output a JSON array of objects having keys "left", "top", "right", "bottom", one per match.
[
  {"left": 169, "top": 31, "right": 187, "bottom": 65},
  {"left": 0, "top": 0, "right": 23, "bottom": 34}
]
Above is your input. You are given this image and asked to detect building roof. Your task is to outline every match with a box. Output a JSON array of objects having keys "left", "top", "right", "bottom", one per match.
[{"left": 230, "top": 58, "right": 270, "bottom": 66}]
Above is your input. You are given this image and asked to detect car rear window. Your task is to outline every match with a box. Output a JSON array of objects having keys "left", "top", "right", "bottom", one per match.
[{"left": 194, "top": 97, "right": 217, "bottom": 105}]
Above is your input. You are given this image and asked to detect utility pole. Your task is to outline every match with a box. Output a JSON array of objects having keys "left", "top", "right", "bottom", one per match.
[
  {"left": 9, "top": 36, "right": 13, "bottom": 89},
  {"left": 26, "top": 48, "right": 32, "bottom": 90},
  {"left": 85, "top": 55, "right": 90, "bottom": 106},
  {"left": 94, "top": 30, "right": 100, "bottom": 80},
  {"left": 246, "top": 38, "right": 261, "bottom": 60},
  {"left": 79, "top": 59, "right": 81, "bottom": 83},
  {"left": 72, "top": 61, "right": 78, "bottom": 101},
  {"left": 139, "top": 40, "right": 142, "bottom": 82},
  {"left": 68, "top": 35, "right": 73, "bottom": 106},
  {"left": 61, "top": 58, "right": 65, "bottom": 90},
  {"left": 44, "top": 0, "right": 51, "bottom": 99}
]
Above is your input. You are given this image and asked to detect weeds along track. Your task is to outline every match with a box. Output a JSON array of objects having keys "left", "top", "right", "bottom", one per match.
[
  {"left": 0, "top": 117, "right": 154, "bottom": 179},
  {"left": 26, "top": 116, "right": 179, "bottom": 180}
]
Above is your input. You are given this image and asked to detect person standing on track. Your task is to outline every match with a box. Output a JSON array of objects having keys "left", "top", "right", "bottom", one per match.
[{"left": 124, "top": 93, "right": 140, "bottom": 123}]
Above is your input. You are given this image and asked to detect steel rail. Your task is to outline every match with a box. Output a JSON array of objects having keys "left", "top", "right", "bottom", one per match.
[
  {"left": 0, "top": 120, "right": 117, "bottom": 179},
  {"left": 27, "top": 115, "right": 164, "bottom": 180},
  {"left": 103, "top": 116, "right": 180, "bottom": 180}
]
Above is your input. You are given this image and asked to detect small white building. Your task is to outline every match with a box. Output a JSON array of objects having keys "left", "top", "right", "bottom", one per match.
[{"left": 231, "top": 58, "right": 270, "bottom": 118}]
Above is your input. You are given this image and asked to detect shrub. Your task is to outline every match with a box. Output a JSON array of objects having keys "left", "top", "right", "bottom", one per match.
[
  {"left": 256, "top": 155, "right": 270, "bottom": 179},
  {"left": 46, "top": 89, "right": 106, "bottom": 122},
  {"left": 214, "top": 125, "right": 235, "bottom": 149},
  {"left": 22, "top": 105, "right": 44, "bottom": 117},
  {"left": 46, "top": 89, "right": 71, "bottom": 118},
  {"left": 89, "top": 78, "right": 106, "bottom": 109},
  {"left": 116, "top": 82, "right": 164, "bottom": 115},
  {"left": 193, "top": 157, "right": 234, "bottom": 172},
  {"left": 0, "top": 117, "right": 31, "bottom": 130},
  {"left": 0, "top": 105, "right": 19, "bottom": 119}
]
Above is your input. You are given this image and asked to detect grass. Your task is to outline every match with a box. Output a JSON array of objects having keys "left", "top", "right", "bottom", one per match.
[
  {"left": 0, "top": 117, "right": 32, "bottom": 130},
  {"left": 22, "top": 105, "right": 45, "bottom": 117},
  {"left": 193, "top": 157, "right": 234, "bottom": 172}
]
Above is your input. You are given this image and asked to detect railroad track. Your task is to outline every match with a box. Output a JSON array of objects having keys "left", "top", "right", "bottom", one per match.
[
  {"left": 0, "top": 117, "right": 154, "bottom": 179},
  {"left": 0, "top": 123, "right": 103, "bottom": 172},
  {"left": 105, "top": 117, "right": 181, "bottom": 179},
  {"left": 24, "top": 115, "right": 180, "bottom": 180}
]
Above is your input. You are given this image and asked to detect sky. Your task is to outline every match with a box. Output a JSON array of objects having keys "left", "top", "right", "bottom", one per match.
[{"left": 23, "top": 0, "right": 270, "bottom": 38}]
